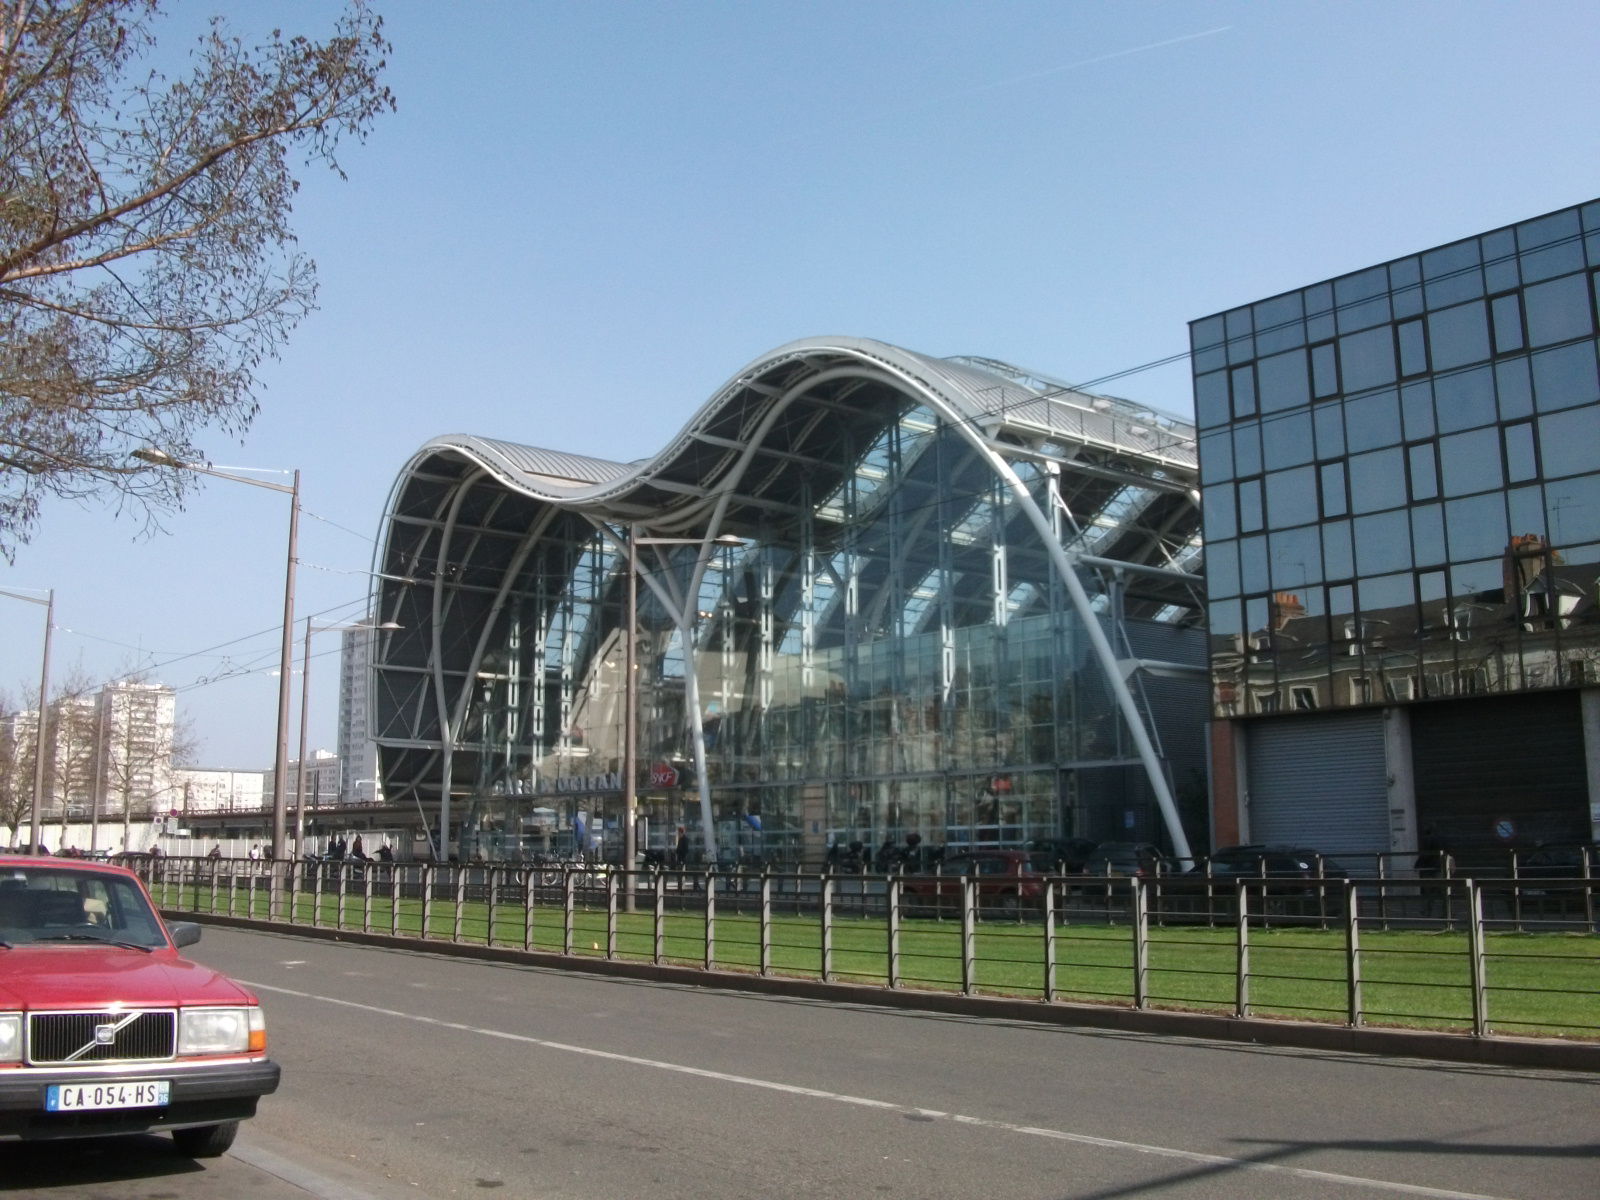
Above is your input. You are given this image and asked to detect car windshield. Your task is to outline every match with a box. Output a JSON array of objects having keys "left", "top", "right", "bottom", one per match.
[{"left": 0, "top": 867, "right": 167, "bottom": 948}]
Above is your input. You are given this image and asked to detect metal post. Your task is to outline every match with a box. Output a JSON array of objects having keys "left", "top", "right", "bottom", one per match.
[
  {"left": 363, "top": 865, "right": 373, "bottom": 934},
  {"left": 294, "top": 616, "right": 313, "bottom": 860},
  {"left": 960, "top": 875, "right": 976, "bottom": 996},
  {"left": 1582, "top": 846, "right": 1594, "bottom": 936},
  {"left": 420, "top": 864, "right": 433, "bottom": 940},
  {"left": 271, "top": 470, "right": 301, "bottom": 862},
  {"left": 703, "top": 869, "right": 716, "bottom": 970},
  {"left": 606, "top": 870, "right": 619, "bottom": 959},
  {"left": 653, "top": 868, "right": 666, "bottom": 964},
  {"left": 563, "top": 867, "right": 576, "bottom": 955},
  {"left": 1345, "top": 879, "right": 1362, "bottom": 1027},
  {"left": 390, "top": 865, "right": 401, "bottom": 938},
  {"left": 28, "top": 589, "right": 54, "bottom": 855},
  {"left": 759, "top": 870, "right": 773, "bottom": 977},
  {"left": 523, "top": 869, "right": 535, "bottom": 951},
  {"left": 1235, "top": 880, "right": 1250, "bottom": 1018},
  {"left": 821, "top": 874, "right": 834, "bottom": 982},
  {"left": 1466, "top": 880, "right": 1489, "bottom": 1037},
  {"left": 623, "top": 525, "right": 638, "bottom": 913},
  {"left": 887, "top": 874, "right": 901, "bottom": 989},
  {"left": 337, "top": 863, "right": 349, "bottom": 930},
  {"left": 1132, "top": 877, "right": 1150, "bottom": 1010},
  {"left": 1043, "top": 879, "right": 1058, "bottom": 1002}
]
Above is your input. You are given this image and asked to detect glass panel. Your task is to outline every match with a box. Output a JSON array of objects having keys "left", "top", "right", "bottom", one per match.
[
  {"left": 1310, "top": 341, "right": 1339, "bottom": 398},
  {"left": 1531, "top": 341, "right": 1600, "bottom": 412},
  {"left": 1313, "top": 399, "right": 1345, "bottom": 457},
  {"left": 1304, "top": 283, "right": 1335, "bottom": 342},
  {"left": 1261, "top": 408, "right": 1313, "bottom": 469},
  {"left": 1506, "top": 484, "right": 1546, "bottom": 543},
  {"left": 1198, "top": 429, "right": 1233, "bottom": 485},
  {"left": 1390, "top": 256, "right": 1423, "bottom": 318},
  {"left": 1517, "top": 210, "right": 1584, "bottom": 283},
  {"left": 1253, "top": 293, "right": 1305, "bottom": 355},
  {"left": 1231, "top": 364, "right": 1257, "bottom": 418},
  {"left": 1265, "top": 465, "right": 1318, "bottom": 528},
  {"left": 1482, "top": 229, "right": 1520, "bottom": 293},
  {"left": 1434, "top": 365, "right": 1497, "bottom": 433},
  {"left": 1446, "top": 492, "right": 1508, "bottom": 561},
  {"left": 1439, "top": 427, "right": 1503, "bottom": 497},
  {"left": 1191, "top": 315, "right": 1227, "bottom": 374},
  {"left": 1225, "top": 306, "right": 1254, "bottom": 365},
  {"left": 1335, "top": 266, "right": 1391, "bottom": 333},
  {"left": 1397, "top": 318, "right": 1428, "bottom": 376},
  {"left": 1344, "top": 388, "right": 1401, "bottom": 452},
  {"left": 1269, "top": 524, "right": 1322, "bottom": 588},
  {"left": 1400, "top": 379, "right": 1436, "bottom": 438},
  {"left": 1546, "top": 473, "right": 1600, "bottom": 544},
  {"left": 1495, "top": 355, "right": 1533, "bottom": 419},
  {"left": 1233, "top": 423, "right": 1262, "bottom": 477},
  {"left": 1256, "top": 347, "right": 1311, "bottom": 413},
  {"left": 1202, "top": 483, "right": 1237, "bottom": 541},
  {"left": 1194, "top": 369, "right": 1230, "bottom": 429},
  {"left": 1427, "top": 300, "right": 1490, "bottom": 370},
  {"left": 1538, "top": 404, "right": 1600, "bottom": 478},
  {"left": 1348, "top": 447, "right": 1407, "bottom": 514},
  {"left": 1338, "top": 325, "right": 1397, "bottom": 393},
  {"left": 1322, "top": 520, "right": 1354, "bottom": 580},
  {"left": 1503, "top": 422, "right": 1537, "bottom": 483},
  {"left": 1523, "top": 273, "right": 1593, "bottom": 347},
  {"left": 1237, "top": 476, "right": 1264, "bottom": 533},
  {"left": 1422, "top": 238, "right": 1483, "bottom": 308},
  {"left": 1239, "top": 534, "right": 1269, "bottom": 594},
  {"left": 1358, "top": 571, "right": 1411, "bottom": 619},
  {"left": 1490, "top": 292, "right": 1525, "bottom": 355},
  {"left": 1319, "top": 460, "right": 1348, "bottom": 518},
  {"left": 1354, "top": 510, "right": 1412, "bottom": 575},
  {"left": 1410, "top": 503, "right": 1446, "bottom": 566},
  {"left": 1408, "top": 442, "right": 1438, "bottom": 501},
  {"left": 1206, "top": 538, "right": 1240, "bottom": 599}
]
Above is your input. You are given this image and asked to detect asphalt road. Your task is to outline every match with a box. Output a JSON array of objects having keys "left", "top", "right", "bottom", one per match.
[{"left": 4, "top": 926, "right": 1596, "bottom": 1199}]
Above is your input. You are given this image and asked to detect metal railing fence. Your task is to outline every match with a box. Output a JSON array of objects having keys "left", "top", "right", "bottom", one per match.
[{"left": 131, "top": 856, "right": 1600, "bottom": 1041}]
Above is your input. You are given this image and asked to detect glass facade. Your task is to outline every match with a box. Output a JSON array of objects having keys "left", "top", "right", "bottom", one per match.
[
  {"left": 1194, "top": 200, "right": 1600, "bottom": 717},
  {"left": 373, "top": 341, "right": 1208, "bottom": 865}
]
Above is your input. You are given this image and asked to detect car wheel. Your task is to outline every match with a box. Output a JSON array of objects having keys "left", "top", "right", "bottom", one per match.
[{"left": 172, "top": 1121, "right": 239, "bottom": 1158}]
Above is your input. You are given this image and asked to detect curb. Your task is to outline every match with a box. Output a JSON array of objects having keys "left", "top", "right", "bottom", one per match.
[{"left": 177, "top": 911, "right": 1600, "bottom": 1074}]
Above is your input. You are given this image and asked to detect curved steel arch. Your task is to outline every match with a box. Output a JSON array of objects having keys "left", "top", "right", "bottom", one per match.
[{"left": 370, "top": 336, "right": 1203, "bottom": 859}]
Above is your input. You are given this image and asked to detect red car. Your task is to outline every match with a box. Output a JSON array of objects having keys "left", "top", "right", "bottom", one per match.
[
  {"left": 901, "top": 849, "right": 1046, "bottom": 914},
  {"left": 0, "top": 855, "right": 279, "bottom": 1156}
]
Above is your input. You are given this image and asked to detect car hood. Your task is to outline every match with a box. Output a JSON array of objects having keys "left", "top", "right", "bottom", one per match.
[{"left": 0, "top": 947, "right": 254, "bottom": 1010}]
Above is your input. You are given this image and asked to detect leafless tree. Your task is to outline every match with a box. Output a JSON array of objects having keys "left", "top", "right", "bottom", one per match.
[{"left": 0, "top": 0, "right": 394, "bottom": 559}]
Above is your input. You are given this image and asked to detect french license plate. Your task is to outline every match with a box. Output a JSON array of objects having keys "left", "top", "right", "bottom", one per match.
[{"left": 46, "top": 1080, "right": 170, "bottom": 1111}]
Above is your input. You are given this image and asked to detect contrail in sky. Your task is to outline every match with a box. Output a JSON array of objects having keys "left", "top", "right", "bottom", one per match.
[{"left": 923, "top": 26, "right": 1233, "bottom": 106}]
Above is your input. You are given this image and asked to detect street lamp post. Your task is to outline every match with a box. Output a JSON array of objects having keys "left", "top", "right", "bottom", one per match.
[
  {"left": 0, "top": 587, "right": 54, "bottom": 853},
  {"left": 131, "top": 449, "right": 299, "bottom": 865},
  {"left": 294, "top": 619, "right": 400, "bottom": 858}
]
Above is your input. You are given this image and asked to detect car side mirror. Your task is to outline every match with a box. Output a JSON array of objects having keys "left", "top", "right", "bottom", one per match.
[{"left": 167, "top": 920, "right": 202, "bottom": 948}]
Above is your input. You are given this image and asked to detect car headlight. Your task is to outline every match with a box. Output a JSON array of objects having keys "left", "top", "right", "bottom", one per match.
[
  {"left": 177, "top": 1007, "right": 265, "bottom": 1055},
  {"left": 0, "top": 1013, "right": 20, "bottom": 1064}
]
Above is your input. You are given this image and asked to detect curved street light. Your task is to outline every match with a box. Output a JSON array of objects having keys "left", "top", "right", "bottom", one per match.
[{"left": 132, "top": 448, "right": 300, "bottom": 868}]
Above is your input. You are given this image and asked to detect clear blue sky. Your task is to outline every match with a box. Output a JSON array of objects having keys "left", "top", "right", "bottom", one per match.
[{"left": 3, "top": 0, "right": 1596, "bottom": 766}]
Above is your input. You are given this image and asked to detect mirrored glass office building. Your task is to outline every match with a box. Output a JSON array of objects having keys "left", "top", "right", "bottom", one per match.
[
  {"left": 1194, "top": 200, "right": 1600, "bottom": 859},
  {"left": 368, "top": 337, "right": 1207, "bottom": 864}
]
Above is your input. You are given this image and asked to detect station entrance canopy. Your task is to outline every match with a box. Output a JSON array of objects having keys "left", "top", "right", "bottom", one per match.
[{"left": 369, "top": 336, "right": 1206, "bottom": 863}]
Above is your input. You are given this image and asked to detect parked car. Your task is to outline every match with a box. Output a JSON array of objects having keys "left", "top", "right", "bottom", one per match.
[
  {"left": 0, "top": 854, "right": 280, "bottom": 1155},
  {"left": 1023, "top": 836, "right": 1098, "bottom": 874},
  {"left": 1200, "top": 844, "right": 1348, "bottom": 901},
  {"left": 901, "top": 849, "right": 1044, "bottom": 913},
  {"left": 1083, "top": 842, "right": 1169, "bottom": 878},
  {"left": 1519, "top": 843, "right": 1599, "bottom": 895}
]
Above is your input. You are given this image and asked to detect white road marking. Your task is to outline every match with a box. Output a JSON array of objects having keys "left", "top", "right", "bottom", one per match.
[{"left": 246, "top": 979, "right": 1514, "bottom": 1200}]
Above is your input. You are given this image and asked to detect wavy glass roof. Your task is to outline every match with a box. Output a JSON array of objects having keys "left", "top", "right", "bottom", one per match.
[{"left": 369, "top": 336, "right": 1204, "bottom": 851}]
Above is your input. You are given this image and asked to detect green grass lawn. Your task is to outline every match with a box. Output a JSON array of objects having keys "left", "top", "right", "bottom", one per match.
[{"left": 162, "top": 880, "right": 1600, "bottom": 1038}]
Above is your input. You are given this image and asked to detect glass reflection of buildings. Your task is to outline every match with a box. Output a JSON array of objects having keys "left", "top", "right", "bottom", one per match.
[
  {"left": 1195, "top": 199, "right": 1600, "bottom": 855},
  {"left": 370, "top": 339, "right": 1208, "bottom": 864}
]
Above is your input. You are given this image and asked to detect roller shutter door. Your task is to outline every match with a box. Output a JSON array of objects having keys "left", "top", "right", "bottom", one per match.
[
  {"left": 1244, "top": 712, "right": 1389, "bottom": 855},
  {"left": 1411, "top": 692, "right": 1587, "bottom": 851}
]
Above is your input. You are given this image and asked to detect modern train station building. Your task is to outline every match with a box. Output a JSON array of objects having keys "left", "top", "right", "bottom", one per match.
[{"left": 366, "top": 337, "right": 1208, "bottom": 864}]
